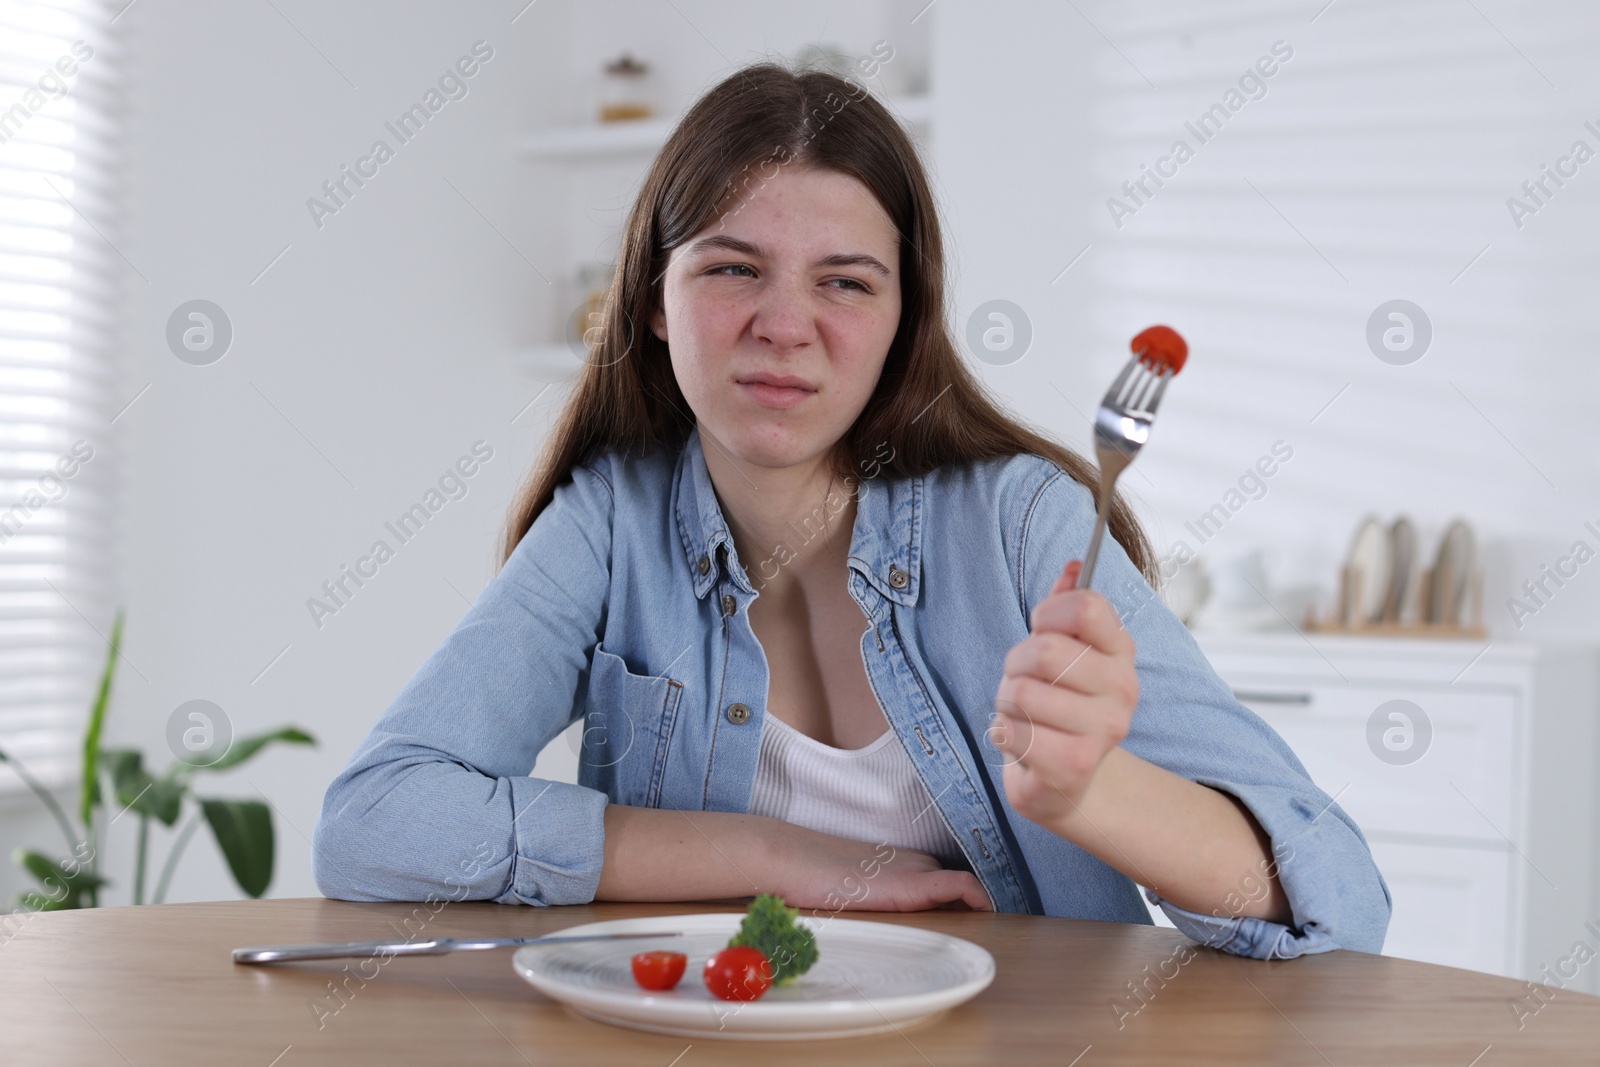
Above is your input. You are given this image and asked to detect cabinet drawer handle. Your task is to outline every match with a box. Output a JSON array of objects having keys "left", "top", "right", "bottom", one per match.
[{"left": 1232, "top": 689, "right": 1313, "bottom": 705}]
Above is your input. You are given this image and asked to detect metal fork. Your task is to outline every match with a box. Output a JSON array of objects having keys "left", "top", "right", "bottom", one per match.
[{"left": 1073, "top": 356, "right": 1175, "bottom": 591}]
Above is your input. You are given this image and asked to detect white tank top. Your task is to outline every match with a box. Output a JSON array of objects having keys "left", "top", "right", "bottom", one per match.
[{"left": 747, "top": 712, "right": 968, "bottom": 870}]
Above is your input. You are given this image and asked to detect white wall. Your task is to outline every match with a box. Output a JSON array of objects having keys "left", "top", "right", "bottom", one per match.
[
  {"left": 8, "top": 0, "right": 1596, "bottom": 908},
  {"left": 33, "top": 0, "right": 931, "bottom": 908},
  {"left": 935, "top": 0, "right": 1600, "bottom": 644},
  {"left": 57, "top": 0, "right": 558, "bottom": 905}
]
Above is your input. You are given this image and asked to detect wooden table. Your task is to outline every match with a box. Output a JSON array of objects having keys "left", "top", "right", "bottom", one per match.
[{"left": 4, "top": 897, "right": 1598, "bottom": 1065}]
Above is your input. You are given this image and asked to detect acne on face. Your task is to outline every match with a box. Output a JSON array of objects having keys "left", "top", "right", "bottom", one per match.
[{"left": 649, "top": 166, "right": 903, "bottom": 471}]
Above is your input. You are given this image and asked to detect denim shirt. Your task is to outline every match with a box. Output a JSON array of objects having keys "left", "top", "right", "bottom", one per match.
[{"left": 312, "top": 425, "right": 1391, "bottom": 960}]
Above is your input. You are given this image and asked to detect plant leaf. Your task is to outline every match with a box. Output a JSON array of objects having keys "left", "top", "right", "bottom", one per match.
[
  {"left": 101, "top": 748, "right": 143, "bottom": 799},
  {"left": 200, "top": 798, "right": 274, "bottom": 898},
  {"left": 197, "top": 727, "right": 315, "bottom": 773},
  {"left": 151, "top": 770, "right": 188, "bottom": 825},
  {"left": 0, "top": 744, "right": 86, "bottom": 852},
  {"left": 15, "top": 889, "right": 72, "bottom": 912},
  {"left": 100, "top": 748, "right": 185, "bottom": 826},
  {"left": 12, "top": 847, "right": 106, "bottom": 910},
  {"left": 79, "top": 609, "right": 125, "bottom": 826}
]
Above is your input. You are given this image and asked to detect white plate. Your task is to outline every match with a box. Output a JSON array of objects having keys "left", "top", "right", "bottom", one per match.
[
  {"left": 1429, "top": 518, "right": 1477, "bottom": 624},
  {"left": 512, "top": 913, "right": 995, "bottom": 1041},
  {"left": 1345, "top": 515, "right": 1391, "bottom": 623},
  {"left": 1386, "top": 515, "right": 1418, "bottom": 622}
]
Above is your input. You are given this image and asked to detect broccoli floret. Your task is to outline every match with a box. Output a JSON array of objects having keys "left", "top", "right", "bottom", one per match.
[{"left": 727, "top": 893, "right": 818, "bottom": 984}]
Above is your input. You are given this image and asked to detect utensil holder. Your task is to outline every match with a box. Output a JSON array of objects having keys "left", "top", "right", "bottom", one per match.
[{"left": 1305, "top": 563, "right": 1486, "bottom": 638}]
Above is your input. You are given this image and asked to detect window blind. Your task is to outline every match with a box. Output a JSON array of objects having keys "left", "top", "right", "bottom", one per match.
[
  {"left": 0, "top": 0, "right": 122, "bottom": 793},
  {"left": 1077, "top": 0, "right": 1593, "bottom": 612}
]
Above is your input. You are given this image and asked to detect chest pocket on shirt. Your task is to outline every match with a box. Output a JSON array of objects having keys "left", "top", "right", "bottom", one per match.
[{"left": 579, "top": 644, "right": 683, "bottom": 808}]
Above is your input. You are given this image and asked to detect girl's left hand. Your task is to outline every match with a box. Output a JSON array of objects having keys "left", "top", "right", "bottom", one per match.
[{"left": 990, "top": 558, "right": 1140, "bottom": 829}]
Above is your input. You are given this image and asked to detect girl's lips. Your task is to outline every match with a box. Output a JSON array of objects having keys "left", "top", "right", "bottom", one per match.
[{"left": 738, "top": 381, "right": 814, "bottom": 409}]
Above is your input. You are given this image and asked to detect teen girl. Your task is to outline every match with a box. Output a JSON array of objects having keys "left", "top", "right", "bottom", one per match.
[{"left": 313, "top": 63, "right": 1389, "bottom": 960}]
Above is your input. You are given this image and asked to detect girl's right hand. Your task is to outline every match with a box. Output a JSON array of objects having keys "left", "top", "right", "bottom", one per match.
[{"left": 769, "top": 823, "right": 993, "bottom": 914}]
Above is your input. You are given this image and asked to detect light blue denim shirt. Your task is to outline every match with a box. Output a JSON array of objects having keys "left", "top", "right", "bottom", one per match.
[{"left": 312, "top": 425, "right": 1391, "bottom": 960}]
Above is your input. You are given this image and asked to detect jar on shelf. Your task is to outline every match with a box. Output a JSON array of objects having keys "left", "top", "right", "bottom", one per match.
[
  {"left": 598, "top": 53, "right": 653, "bottom": 123},
  {"left": 563, "top": 261, "right": 613, "bottom": 359}
]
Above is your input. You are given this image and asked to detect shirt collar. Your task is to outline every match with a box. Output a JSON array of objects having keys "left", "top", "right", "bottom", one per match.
[{"left": 673, "top": 424, "right": 922, "bottom": 606}]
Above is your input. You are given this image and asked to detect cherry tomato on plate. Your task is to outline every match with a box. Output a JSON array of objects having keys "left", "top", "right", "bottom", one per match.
[
  {"left": 703, "top": 946, "right": 773, "bottom": 1002},
  {"left": 630, "top": 951, "right": 687, "bottom": 991}
]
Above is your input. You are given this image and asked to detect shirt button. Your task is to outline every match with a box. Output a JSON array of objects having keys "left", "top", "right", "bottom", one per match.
[
  {"left": 721, "top": 593, "right": 737, "bottom": 616},
  {"left": 697, "top": 555, "right": 711, "bottom": 576},
  {"left": 726, "top": 702, "right": 751, "bottom": 725},
  {"left": 888, "top": 565, "right": 909, "bottom": 589}
]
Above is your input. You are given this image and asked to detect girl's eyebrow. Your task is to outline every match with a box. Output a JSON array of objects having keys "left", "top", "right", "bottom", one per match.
[{"left": 685, "top": 234, "right": 892, "bottom": 278}]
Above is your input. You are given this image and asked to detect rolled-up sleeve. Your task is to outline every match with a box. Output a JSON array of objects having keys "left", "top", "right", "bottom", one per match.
[
  {"left": 1017, "top": 463, "right": 1391, "bottom": 958},
  {"left": 311, "top": 462, "right": 614, "bottom": 906},
  {"left": 1141, "top": 770, "right": 1393, "bottom": 958}
]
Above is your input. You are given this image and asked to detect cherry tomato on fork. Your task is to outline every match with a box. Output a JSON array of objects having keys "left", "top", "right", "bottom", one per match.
[
  {"left": 1131, "top": 324, "right": 1187, "bottom": 374},
  {"left": 630, "top": 951, "right": 688, "bottom": 991},
  {"left": 703, "top": 946, "right": 773, "bottom": 1001}
]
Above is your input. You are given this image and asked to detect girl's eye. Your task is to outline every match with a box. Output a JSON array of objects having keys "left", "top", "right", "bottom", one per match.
[{"left": 707, "top": 264, "right": 868, "bottom": 292}]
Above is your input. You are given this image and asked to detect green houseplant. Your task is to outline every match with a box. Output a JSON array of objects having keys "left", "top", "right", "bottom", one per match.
[{"left": 0, "top": 610, "right": 316, "bottom": 908}]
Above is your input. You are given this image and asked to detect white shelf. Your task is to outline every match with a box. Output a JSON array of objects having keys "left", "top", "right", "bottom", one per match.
[
  {"left": 513, "top": 116, "right": 679, "bottom": 161},
  {"left": 514, "top": 93, "right": 933, "bottom": 162}
]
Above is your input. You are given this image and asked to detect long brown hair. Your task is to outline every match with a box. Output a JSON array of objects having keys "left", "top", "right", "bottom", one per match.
[{"left": 500, "top": 61, "right": 1156, "bottom": 586}]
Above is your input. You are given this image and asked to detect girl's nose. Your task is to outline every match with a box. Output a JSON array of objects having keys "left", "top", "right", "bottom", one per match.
[{"left": 750, "top": 278, "right": 819, "bottom": 352}]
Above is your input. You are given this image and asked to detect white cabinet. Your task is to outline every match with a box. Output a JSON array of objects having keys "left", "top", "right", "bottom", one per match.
[
  {"left": 1193, "top": 632, "right": 1600, "bottom": 991},
  {"left": 1366, "top": 839, "right": 1513, "bottom": 975}
]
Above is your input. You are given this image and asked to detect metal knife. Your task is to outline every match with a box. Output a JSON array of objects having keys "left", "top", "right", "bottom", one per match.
[{"left": 233, "top": 930, "right": 684, "bottom": 964}]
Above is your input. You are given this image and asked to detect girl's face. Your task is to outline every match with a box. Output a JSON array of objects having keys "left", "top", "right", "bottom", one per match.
[{"left": 650, "top": 165, "right": 903, "bottom": 473}]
